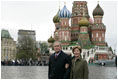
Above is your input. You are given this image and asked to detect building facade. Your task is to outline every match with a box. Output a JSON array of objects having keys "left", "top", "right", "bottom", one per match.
[
  {"left": 18, "top": 29, "right": 36, "bottom": 48},
  {"left": 17, "top": 29, "right": 37, "bottom": 59},
  {"left": 18, "top": 29, "right": 36, "bottom": 43},
  {"left": 1, "top": 29, "right": 16, "bottom": 61}
]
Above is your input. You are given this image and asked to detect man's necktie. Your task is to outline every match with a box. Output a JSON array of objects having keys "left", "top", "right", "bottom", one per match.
[{"left": 55, "top": 54, "right": 58, "bottom": 59}]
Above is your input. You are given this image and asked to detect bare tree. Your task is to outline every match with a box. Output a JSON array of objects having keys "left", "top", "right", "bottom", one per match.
[{"left": 16, "top": 36, "right": 37, "bottom": 60}]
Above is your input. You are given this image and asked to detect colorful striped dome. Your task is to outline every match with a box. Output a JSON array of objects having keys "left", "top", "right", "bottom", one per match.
[{"left": 59, "top": 5, "right": 71, "bottom": 18}]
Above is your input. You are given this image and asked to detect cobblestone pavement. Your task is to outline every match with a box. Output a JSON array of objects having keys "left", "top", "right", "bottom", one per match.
[{"left": 1, "top": 65, "right": 117, "bottom": 79}]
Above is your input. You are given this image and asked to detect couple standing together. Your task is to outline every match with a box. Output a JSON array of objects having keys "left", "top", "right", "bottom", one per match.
[{"left": 48, "top": 41, "right": 89, "bottom": 79}]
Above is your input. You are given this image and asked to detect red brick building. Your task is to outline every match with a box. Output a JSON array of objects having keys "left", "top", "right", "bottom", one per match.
[
  {"left": 96, "top": 54, "right": 108, "bottom": 60},
  {"left": 48, "top": 1, "right": 107, "bottom": 48}
]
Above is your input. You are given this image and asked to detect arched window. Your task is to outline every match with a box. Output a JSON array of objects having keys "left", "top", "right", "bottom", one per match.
[
  {"left": 63, "top": 47, "right": 65, "bottom": 50},
  {"left": 65, "top": 36, "right": 67, "bottom": 41},
  {"left": 92, "top": 33, "right": 93, "bottom": 38},
  {"left": 65, "top": 21, "right": 66, "bottom": 25},
  {"left": 96, "top": 33, "right": 98, "bottom": 37},
  {"left": 102, "top": 33, "right": 104, "bottom": 37},
  {"left": 99, "top": 37, "right": 101, "bottom": 41},
  {"left": 66, "top": 47, "right": 68, "bottom": 50},
  {"left": 70, "top": 47, "right": 72, "bottom": 50}
]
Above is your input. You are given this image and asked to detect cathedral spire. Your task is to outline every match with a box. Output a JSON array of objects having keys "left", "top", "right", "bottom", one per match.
[
  {"left": 64, "top": 2, "right": 66, "bottom": 5},
  {"left": 93, "top": 1, "right": 104, "bottom": 16},
  {"left": 59, "top": 2, "right": 71, "bottom": 18},
  {"left": 59, "top": 1, "right": 60, "bottom": 9},
  {"left": 97, "top": 1, "right": 99, "bottom": 4}
]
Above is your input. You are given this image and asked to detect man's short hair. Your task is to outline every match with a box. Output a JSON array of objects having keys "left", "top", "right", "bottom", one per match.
[
  {"left": 53, "top": 41, "right": 62, "bottom": 47},
  {"left": 72, "top": 46, "right": 82, "bottom": 53}
]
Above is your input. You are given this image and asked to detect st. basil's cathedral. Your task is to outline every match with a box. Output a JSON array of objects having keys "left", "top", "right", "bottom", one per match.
[{"left": 48, "top": 1, "right": 113, "bottom": 62}]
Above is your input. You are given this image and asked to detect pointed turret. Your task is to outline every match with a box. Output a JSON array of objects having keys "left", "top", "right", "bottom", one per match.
[{"left": 93, "top": 1, "right": 104, "bottom": 16}]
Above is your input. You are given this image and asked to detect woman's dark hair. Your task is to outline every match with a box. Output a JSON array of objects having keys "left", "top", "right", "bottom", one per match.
[{"left": 72, "top": 46, "right": 82, "bottom": 53}]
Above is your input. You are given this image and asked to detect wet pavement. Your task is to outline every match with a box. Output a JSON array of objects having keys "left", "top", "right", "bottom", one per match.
[{"left": 1, "top": 65, "right": 117, "bottom": 79}]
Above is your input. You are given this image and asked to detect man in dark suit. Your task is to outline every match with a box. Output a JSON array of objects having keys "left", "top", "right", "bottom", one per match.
[{"left": 48, "top": 41, "right": 71, "bottom": 79}]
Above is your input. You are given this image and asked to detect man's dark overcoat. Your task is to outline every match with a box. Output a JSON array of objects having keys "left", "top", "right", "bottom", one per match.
[{"left": 48, "top": 51, "right": 71, "bottom": 79}]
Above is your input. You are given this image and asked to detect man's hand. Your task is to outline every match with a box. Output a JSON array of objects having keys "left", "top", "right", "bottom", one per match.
[{"left": 65, "top": 63, "right": 69, "bottom": 69}]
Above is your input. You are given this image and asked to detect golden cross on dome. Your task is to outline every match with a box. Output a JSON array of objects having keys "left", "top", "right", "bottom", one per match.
[
  {"left": 97, "top": 1, "right": 99, "bottom": 4},
  {"left": 51, "top": 30, "right": 52, "bottom": 34},
  {"left": 64, "top": 2, "right": 66, "bottom": 5},
  {"left": 59, "top": 1, "right": 60, "bottom": 9}
]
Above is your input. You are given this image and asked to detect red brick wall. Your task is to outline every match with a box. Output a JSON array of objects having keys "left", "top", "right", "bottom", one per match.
[
  {"left": 95, "top": 43, "right": 106, "bottom": 46},
  {"left": 71, "top": 17, "right": 79, "bottom": 27},
  {"left": 60, "top": 18, "right": 69, "bottom": 27},
  {"left": 97, "top": 54, "right": 108, "bottom": 60},
  {"left": 58, "top": 30, "right": 71, "bottom": 41},
  {"left": 80, "top": 27, "right": 88, "bottom": 33},
  {"left": 91, "top": 30, "right": 105, "bottom": 42},
  {"left": 55, "top": 23, "right": 60, "bottom": 30},
  {"left": 61, "top": 42, "right": 70, "bottom": 46},
  {"left": 71, "top": 26, "right": 79, "bottom": 31},
  {"left": 94, "top": 16, "right": 103, "bottom": 24}
]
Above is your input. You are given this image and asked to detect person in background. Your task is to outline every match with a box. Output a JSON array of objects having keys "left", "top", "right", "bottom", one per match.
[
  {"left": 70, "top": 46, "right": 89, "bottom": 79},
  {"left": 48, "top": 41, "right": 71, "bottom": 79},
  {"left": 115, "top": 56, "right": 117, "bottom": 67}
]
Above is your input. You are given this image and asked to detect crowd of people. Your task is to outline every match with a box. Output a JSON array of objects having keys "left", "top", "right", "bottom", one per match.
[{"left": 1, "top": 59, "right": 48, "bottom": 66}]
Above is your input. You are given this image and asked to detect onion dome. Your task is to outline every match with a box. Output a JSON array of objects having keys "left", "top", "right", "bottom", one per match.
[
  {"left": 59, "top": 5, "right": 71, "bottom": 18},
  {"left": 79, "top": 17, "right": 89, "bottom": 26},
  {"left": 48, "top": 36, "right": 55, "bottom": 43},
  {"left": 53, "top": 9, "right": 60, "bottom": 23},
  {"left": 93, "top": 3, "right": 104, "bottom": 16}
]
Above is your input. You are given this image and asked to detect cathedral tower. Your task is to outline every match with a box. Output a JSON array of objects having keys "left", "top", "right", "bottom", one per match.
[
  {"left": 71, "top": 1, "right": 89, "bottom": 41},
  {"left": 78, "top": 8, "right": 91, "bottom": 48},
  {"left": 53, "top": 9, "right": 60, "bottom": 41},
  {"left": 58, "top": 4, "right": 71, "bottom": 46},
  {"left": 91, "top": 2, "right": 106, "bottom": 46}
]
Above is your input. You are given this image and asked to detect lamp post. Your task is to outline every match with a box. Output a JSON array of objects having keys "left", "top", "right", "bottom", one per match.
[{"left": 114, "top": 49, "right": 116, "bottom": 54}]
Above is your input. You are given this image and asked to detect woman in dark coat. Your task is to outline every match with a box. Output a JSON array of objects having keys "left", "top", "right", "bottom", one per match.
[{"left": 70, "top": 46, "right": 89, "bottom": 79}]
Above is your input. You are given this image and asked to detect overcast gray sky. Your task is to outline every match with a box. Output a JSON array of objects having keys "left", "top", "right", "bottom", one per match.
[{"left": 0, "top": 0, "right": 117, "bottom": 52}]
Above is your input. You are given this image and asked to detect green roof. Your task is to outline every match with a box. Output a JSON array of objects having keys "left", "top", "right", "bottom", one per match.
[
  {"left": 80, "top": 32, "right": 88, "bottom": 34},
  {"left": 71, "top": 30, "right": 80, "bottom": 32},
  {"left": 1, "top": 29, "right": 12, "bottom": 38},
  {"left": 62, "top": 44, "right": 78, "bottom": 47},
  {"left": 60, "top": 41, "right": 71, "bottom": 43}
]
